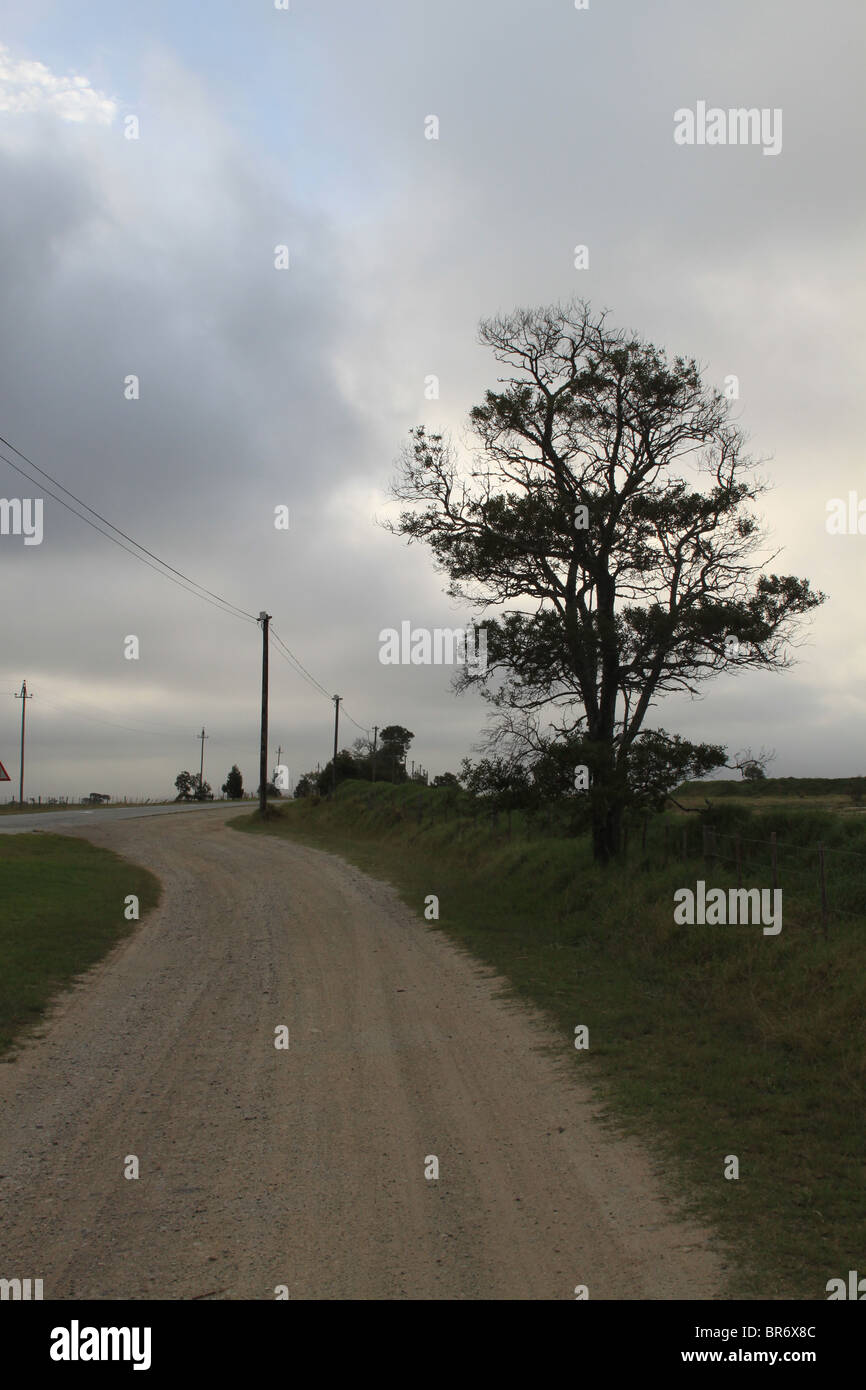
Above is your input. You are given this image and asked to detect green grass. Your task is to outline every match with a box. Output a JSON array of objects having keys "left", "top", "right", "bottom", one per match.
[
  {"left": 232, "top": 782, "right": 866, "bottom": 1300},
  {"left": 0, "top": 834, "right": 161, "bottom": 1056},
  {"left": 677, "top": 775, "right": 866, "bottom": 815}
]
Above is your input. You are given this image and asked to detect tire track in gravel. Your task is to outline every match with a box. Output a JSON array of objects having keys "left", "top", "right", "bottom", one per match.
[{"left": 0, "top": 808, "right": 727, "bottom": 1299}]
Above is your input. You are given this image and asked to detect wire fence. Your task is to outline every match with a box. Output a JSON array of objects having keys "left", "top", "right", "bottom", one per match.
[
  {"left": 356, "top": 786, "right": 866, "bottom": 935},
  {"left": 635, "top": 820, "right": 866, "bottom": 937}
]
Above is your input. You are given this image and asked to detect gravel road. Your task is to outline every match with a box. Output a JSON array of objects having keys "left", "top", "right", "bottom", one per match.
[{"left": 0, "top": 807, "right": 726, "bottom": 1300}]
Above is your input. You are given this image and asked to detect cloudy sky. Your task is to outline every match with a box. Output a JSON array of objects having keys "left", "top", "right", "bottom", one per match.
[{"left": 0, "top": 0, "right": 863, "bottom": 800}]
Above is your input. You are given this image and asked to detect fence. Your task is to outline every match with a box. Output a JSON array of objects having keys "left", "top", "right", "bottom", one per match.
[
  {"left": 643, "top": 820, "right": 866, "bottom": 938},
  {"left": 358, "top": 788, "right": 866, "bottom": 935}
]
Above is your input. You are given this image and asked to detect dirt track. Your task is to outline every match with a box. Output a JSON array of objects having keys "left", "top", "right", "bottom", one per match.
[{"left": 0, "top": 809, "right": 726, "bottom": 1300}]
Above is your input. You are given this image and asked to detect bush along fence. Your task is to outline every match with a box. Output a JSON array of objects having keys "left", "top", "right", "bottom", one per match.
[{"left": 327, "top": 784, "right": 866, "bottom": 936}]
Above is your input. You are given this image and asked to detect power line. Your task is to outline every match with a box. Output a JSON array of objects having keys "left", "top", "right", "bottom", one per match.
[
  {"left": 0, "top": 439, "right": 257, "bottom": 625},
  {"left": 342, "top": 707, "right": 370, "bottom": 735},
  {"left": 269, "top": 627, "right": 333, "bottom": 700},
  {"left": 35, "top": 691, "right": 173, "bottom": 737},
  {"left": 2, "top": 431, "right": 377, "bottom": 742},
  {"left": 269, "top": 629, "right": 371, "bottom": 734},
  {"left": 268, "top": 633, "right": 332, "bottom": 700}
]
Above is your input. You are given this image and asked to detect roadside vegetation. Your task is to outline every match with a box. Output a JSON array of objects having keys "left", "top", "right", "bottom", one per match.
[
  {"left": 234, "top": 778, "right": 866, "bottom": 1300},
  {"left": 0, "top": 834, "right": 160, "bottom": 1056}
]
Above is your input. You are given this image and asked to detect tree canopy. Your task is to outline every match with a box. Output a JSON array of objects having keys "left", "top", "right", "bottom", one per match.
[
  {"left": 222, "top": 765, "right": 244, "bottom": 800},
  {"left": 388, "top": 298, "right": 825, "bottom": 860}
]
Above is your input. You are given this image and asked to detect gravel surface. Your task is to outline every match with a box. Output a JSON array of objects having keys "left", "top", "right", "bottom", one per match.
[{"left": 0, "top": 808, "right": 726, "bottom": 1300}]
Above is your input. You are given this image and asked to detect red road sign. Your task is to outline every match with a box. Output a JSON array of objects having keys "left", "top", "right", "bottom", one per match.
[{"left": 0, "top": 759, "right": 10, "bottom": 781}]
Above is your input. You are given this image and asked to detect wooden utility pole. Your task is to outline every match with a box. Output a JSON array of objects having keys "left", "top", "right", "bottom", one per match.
[
  {"left": 14, "top": 680, "right": 33, "bottom": 805},
  {"left": 258, "top": 613, "right": 271, "bottom": 815},
  {"left": 371, "top": 725, "right": 378, "bottom": 783},
  {"left": 196, "top": 727, "right": 208, "bottom": 788},
  {"left": 331, "top": 695, "right": 341, "bottom": 796}
]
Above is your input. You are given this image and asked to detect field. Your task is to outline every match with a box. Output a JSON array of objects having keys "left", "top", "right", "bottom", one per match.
[{"left": 234, "top": 778, "right": 866, "bottom": 1299}]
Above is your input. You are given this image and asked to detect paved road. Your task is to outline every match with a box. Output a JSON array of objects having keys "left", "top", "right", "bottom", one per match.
[
  {"left": 0, "top": 801, "right": 238, "bottom": 834},
  {"left": 0, "top": 807, "right": 726, "bottom": 1299}
]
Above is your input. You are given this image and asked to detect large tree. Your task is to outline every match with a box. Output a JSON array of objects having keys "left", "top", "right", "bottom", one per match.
[{"left": 388, "top": 299, "right": 825, "bottom": 862}]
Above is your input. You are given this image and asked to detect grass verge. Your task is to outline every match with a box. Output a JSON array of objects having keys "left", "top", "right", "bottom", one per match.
[
  {"left": 0, "top": 833, "right": 160, "bottom": 1057},
  {"left": 232, "top": 782, "right": 866, "bottom": 1300}
]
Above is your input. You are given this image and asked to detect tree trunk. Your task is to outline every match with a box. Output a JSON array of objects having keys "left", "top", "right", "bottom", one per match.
[
  {"left": 591, "top": 802, "right": 623, "bottom": 863},
  {"left": 588, "top": 740, "right": 626, "bottom": 863}
]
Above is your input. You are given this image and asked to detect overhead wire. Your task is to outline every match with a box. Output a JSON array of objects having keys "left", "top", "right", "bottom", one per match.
[
  {"left": 2, "top": 433, "right": 376, "bottom": 734},
  {"left": 269, "top": 627, "right": 335, "bottom": 700},
  {"left": 342, "top": 708, "right": 370, "bottom": 735},
  {"left": 34, "top": 691, "right": 180, "bottom": 737},
  {"left": 0, "top": 436, "right": 258, "bottom": 624},
  {"left": 268, "top": 631, "right": 371, "bottom": 735},
  {"left": 0, "top": 449, "right": 258, "bottom": 625}
]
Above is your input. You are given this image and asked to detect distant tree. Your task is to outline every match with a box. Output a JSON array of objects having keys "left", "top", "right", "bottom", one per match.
[
  {"left": 294, "top": 773, "right": 317, "bottom": 798},
  {"left": 730, "top": 746, "right": 774, "bottom": 781},
  {"left": 191, "top": 775, "right": 213, "bottom": 801},
  {"left": 432, "top": 772, "right": 460, "bottom": 787},
  {"left": 742, "top": 762, "right": 765, "bottom": 782},
  {"left": 460, "top": 755, "right": 534, "bottom": 812},
  {"left": 375, "top": 725, "right": 415, "bottom": 782},
  {"left": 222, "top": 765, "right": 244, "bottom": 800},
  {"left": 317, "top": 749, "right": 361, "bottom": 794},
  {"left": 174, "top": 771, "right": 194, "bottom": 801}
]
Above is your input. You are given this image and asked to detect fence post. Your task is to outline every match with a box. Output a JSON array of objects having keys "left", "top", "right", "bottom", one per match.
[
  {"left": 770, "top": 831, "right": 778, "bottom": 892},
  {"left": 818, "top": 842, "right": 829, "bottom": 939}
]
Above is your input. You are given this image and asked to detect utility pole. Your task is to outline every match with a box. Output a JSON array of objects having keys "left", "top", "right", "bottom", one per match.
[
  {"left": 196, "top": 727, "right": 208, "bottom": 789},
  {"left": 331, "top": 695, "right": 342, "bottom": 796},
  {"left": 258, "top": 613, "right": 271, "bottom": 816},
  {"left": 14, "top": 680, "right": 33, "bottom": 805},
  {"left": 274, "top": 743, "right": 283, "bottom": 793},
  {"left": 371, "top": 725, "right": 378, "bottom": 783}
]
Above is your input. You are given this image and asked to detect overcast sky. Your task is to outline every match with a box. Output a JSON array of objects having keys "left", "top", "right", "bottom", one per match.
[{"left": 1, "top": 0, "right": 864, "bottom": 800}]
